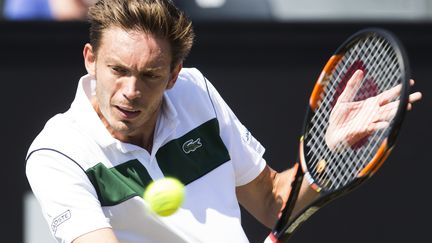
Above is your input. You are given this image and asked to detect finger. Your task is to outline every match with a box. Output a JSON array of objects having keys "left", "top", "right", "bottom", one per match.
[
  {"left": 377, "top": 101, "right": 399, "bottom": 121},
  {"left": 338, "top": 70, "right": 364, "bottom": 102},
  {"left": 409, "top": 91, "right": 422, "bottom": 104},
  {"left": 410, "top": 79, "right": 415, "bottom": 86},
  {"left": 406, "top": 92, "right": 422, "bottom": 111},
  {"left": 377, "top": 92, "right": 421, "bottom": 113},
  {"left": 407, "top": 103, "right": 412, "bottom": 111},
  {"left": 377, "top": 84, "right": 402, "bottom": 105},
  {"left": 367, "top": 121, "right": 390, "bottom": 134}
]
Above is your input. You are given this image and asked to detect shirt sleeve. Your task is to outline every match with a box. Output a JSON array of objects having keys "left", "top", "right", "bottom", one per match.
[
  {"left": 26, "top": 149, "right": 111, "bottom": 243},
  {"left": 202, "top": 74, "right": 267, "bottom": 186}
]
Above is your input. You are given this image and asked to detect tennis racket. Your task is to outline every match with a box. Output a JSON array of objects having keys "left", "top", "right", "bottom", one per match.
[{"left": 265, "top": 28, "right": 410, "bottom": 243}]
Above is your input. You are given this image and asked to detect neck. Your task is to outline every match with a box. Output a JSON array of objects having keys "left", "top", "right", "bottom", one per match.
[
  {"left": 139, "top": 130, "right": 155, "bottom": 152},
  {"left": 112, "top": 115, "right": 159, "bottom": 153},
  {"left": 116, "top": 110, "right": 160, "bottom": 153}
]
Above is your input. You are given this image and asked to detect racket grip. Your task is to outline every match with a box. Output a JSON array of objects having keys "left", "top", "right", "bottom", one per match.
[{"left": 263, "top": 233, "right": 279, "bottom": 243}]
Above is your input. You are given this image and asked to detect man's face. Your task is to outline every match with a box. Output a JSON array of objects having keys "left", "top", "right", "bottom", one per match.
[{"left": 84, "top": 27, "right": 180, "bottom": 141}]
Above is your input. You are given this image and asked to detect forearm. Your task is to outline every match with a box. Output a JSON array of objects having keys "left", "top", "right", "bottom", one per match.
[
  {"left": 72, "top": 228, "right": 119, "bottom": 243},
  {"left": 236, "top": 166, "right": 295, "bottom": 228},
  {"left": 236, "top": 165, "right": 319, "bottom": 228},
  {"left": 270, "top": 167, "right": 319, "bottom": 224}
]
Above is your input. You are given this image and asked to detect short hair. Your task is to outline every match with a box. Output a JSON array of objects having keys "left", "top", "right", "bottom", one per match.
[{"left": 87, "top": 0, "right": 194, "bottom": 68}]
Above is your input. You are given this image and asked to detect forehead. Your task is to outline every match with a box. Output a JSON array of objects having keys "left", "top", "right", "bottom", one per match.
[{"left": 97, "top": 26, "right": 172, "bottom": 66}]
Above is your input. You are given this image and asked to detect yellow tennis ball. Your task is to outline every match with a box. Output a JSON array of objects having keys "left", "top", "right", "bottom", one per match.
[{"left": 143, "top": 177, "right": 185, "bottom": 217}]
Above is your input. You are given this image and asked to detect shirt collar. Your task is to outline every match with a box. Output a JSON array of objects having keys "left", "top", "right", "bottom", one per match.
[{"left": 69, "top": 74, "right": 115, "bottom": 148}]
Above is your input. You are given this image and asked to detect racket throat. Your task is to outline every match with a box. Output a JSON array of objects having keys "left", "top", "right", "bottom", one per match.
[
  {"left": 285, "top": 207, "right": 319, "bottom": 234},
  {"left": 272, "top": 174, "right": 323, "bottom": 241}
]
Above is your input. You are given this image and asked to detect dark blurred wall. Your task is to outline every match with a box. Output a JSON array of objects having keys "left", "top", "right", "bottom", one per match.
[
  {"left": 1, "top": 21, "right": 430, "bottom": 242},
  {"left": 0, "top": 0, "right": 4, "bottom": 18}
]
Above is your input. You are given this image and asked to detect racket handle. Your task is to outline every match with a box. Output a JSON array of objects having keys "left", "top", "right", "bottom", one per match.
[{"left": 264, "top": 233, "right": 279, "bottom": 243}]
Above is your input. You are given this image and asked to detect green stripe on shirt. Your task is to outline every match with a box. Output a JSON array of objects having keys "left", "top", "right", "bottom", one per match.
[{"left": 86, "top": 118, "right": 230, "bottom": 206}]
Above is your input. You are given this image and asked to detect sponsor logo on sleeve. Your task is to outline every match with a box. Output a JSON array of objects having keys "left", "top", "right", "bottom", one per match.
[
  {"left": 51, "top": 210, "right": 71, "bottom": 233},
  {"left": 242, "top": 129, "right": 252, "bottom": 144}
]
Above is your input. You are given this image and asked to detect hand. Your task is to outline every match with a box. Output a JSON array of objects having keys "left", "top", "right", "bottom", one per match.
[{"left": 325, "top": 70, "right": 422, "bottom": 151}]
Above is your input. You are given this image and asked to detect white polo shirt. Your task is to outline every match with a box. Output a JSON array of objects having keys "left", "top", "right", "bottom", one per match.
[{"left": 26, "top": 68, "right": 266, "bottom": 243}]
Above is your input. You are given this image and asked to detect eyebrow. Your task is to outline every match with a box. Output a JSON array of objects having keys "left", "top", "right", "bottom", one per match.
[{"left": 105, "top": 57, "right": 165, "bottom": 73}]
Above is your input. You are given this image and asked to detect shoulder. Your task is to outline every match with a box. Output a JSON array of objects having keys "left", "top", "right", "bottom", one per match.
[
  {"left": 167, "top": 67, "right": 216, "bottom": 112},
  {"left": 26, "top": 112, "right": 98, "bottom": 169},
  {"left": 172, "top": 67, "right": 210, "bottom": 93}
]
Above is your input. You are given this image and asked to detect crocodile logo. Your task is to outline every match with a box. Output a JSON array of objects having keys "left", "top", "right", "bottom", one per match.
[{"left": 182, "top": 138, "right": 202, "bottom": 154}]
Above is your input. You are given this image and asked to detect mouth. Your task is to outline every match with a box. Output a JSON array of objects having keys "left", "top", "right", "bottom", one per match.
[{"left": 115, "top": 105, "right": 141, "bottom": 119}]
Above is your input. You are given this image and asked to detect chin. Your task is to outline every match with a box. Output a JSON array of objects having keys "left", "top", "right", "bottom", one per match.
[{"left": 109, "top": 120, "right": 134, "bottom": 134}]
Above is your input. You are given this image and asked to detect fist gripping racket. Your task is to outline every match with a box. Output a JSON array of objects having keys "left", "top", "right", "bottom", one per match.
[{"left": 265, "top": 28, "right": 410, "bottom": 242}]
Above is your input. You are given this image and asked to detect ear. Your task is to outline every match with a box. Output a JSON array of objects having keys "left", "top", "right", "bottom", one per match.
[
  {"left": 166, "top": 63, "right": 182, "bottom": 90},
  {"left": 83, "top": 43, "right": 96, "bottom": 76}
]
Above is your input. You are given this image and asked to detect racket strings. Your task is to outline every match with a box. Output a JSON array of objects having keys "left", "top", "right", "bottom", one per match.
[
  {"left": 305, "top": 34, "right": 402, "bottom": 190},
  {"left": 308, "top": 39, "right": 371, "bottom": 185},
  {"left": 319, "top": 38, "right": 399, "bottom": 187},
  {"left": 317, "top": 38, "right": 397, "bottom": 186}
]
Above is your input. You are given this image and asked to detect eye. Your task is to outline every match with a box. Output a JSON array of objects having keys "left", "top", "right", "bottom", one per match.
[
  {"left": 111, "top": 66, "right": 128, "bottom": 76},
  {"left": 142, "top": 73, "right": 160, "bottom": 80}
]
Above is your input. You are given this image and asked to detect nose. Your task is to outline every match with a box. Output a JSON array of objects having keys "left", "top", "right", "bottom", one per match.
[{"left": 122, "top": 77, "right": 141, "bottom": 100}]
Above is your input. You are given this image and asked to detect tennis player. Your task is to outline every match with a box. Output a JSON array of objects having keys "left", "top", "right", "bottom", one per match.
[{"left": 25, "top": 1, "right": 422, "bottom": 243}]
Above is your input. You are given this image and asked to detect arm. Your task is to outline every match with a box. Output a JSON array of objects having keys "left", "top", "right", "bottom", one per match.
[
  {"left": 72, "top": 228, "right": 119, "bottom": 243},
  {"left": 236, "top": 165, "right": 318, "bottom": 228},
  {"left": 26, "top": 149, "right": 114, "bottom": 242}
]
